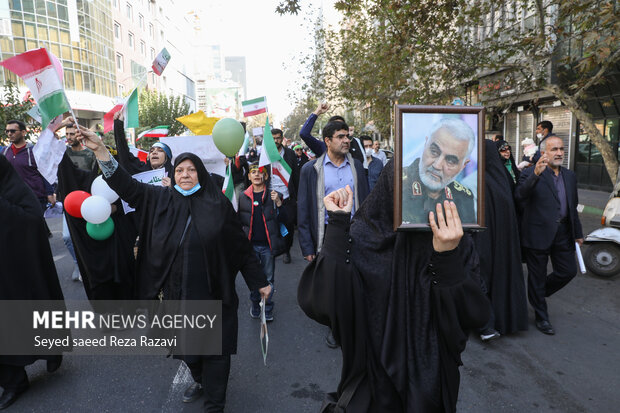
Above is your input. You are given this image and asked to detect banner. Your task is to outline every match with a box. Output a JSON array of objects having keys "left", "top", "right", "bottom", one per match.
[
  {"left": 152, "top": 48, "right": 171, "bottom": 76},
  {"left": 32, "top": 118, "right": 67, "bottom": 184},
  {"left": 160, "top": 135, "right": 226, "bottom": 177},
  {"left": 121, "top": 168, "right": 166, "bottom": 214}
]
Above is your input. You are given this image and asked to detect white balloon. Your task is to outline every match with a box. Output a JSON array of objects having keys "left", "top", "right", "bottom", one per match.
[
  {"left": 91, "top": 175, "right": 119, "bottom": 203},
  {"left": 81, "top": 195, "right": 112, "bottom": 224}
]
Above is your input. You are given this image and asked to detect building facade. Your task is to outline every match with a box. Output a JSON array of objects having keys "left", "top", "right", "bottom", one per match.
[{"left": 0, "top": 0, "right": 116, "bottom": 126}]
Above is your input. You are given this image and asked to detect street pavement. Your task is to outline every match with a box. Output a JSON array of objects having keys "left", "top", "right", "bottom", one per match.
[{"left": 8, "top": 206, "right": 620, "bottom": 412}]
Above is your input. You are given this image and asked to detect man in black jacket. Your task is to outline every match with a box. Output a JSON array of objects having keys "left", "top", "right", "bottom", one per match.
[{"left": 515, "top": 136, "right": 583, "bottom": 335}]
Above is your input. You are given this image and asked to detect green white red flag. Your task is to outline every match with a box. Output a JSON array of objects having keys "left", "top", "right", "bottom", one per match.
[
  {"left": 0, "top": 48, "right": 70, "bottom": 129},
  {"left": 103, "top": 87, "right": 139, "bottom": 133},
  {"left": 222, "top": 163, "right": 237, "bottom": 211},
  {"left": 242, "top": 96, "right": 267, "bottom": 117},
  {"left": 259, "top": 116, "right": 291, "bottom": 187},
  {"left": 137, "top": 125, "right": 169, "bottom": 141}
]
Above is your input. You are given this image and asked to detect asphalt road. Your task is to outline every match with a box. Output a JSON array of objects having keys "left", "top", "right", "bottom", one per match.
[{"left": 8, "top": 211, "right": 619, "bottom": 412}]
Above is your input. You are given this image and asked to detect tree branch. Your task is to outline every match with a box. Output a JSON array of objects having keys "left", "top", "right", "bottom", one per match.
[{"left": 574, "top": 46, "right": 620, "bottom": 100}]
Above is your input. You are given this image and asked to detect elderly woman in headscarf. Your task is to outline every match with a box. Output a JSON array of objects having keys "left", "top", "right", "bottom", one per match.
[
  {"left": 298, "top": 161, "right": 490, "bottom": 413},
  {"left": 76, "top": 127, "right": 271, "bottom": 413}
]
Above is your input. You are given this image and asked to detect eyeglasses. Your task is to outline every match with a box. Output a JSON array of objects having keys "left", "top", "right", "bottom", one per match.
[
  {"left": 5, "top": 129, "right": 19, "bottom": 134},
  {"left": 499, "top": 147, "right": 510, "bottom": 152}
]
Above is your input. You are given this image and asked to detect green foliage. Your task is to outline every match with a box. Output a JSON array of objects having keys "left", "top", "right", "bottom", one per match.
[
  {"left": 137, "top": 89, "right": 190, "bottom": 149},
  {"left": 0, "top": 81, "right": 35, "bottom": 143}
]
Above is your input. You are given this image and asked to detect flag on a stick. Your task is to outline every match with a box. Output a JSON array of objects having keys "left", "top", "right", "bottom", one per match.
[
  {"left": 222, "top": 163, "right": 237, "bottom": 211},
  {"left": 137, "top": 125, "right": 169, "bottom": 141},
  {"left": 0, "top": 48, "right": 70, "bottom": 129},
  {"left": 103, "top": 88, "right": 139, "bottom": 133},
  {"left": 259, "top": 116, "right": 291, "bottom": 187},
  {"left": 129, "top": 147, "right": 149, "bottom": 163},
  {"left": 176, "top": 111, "right": 219, "bottom": 135},
  {"left": 242, "top": 96, "right": 267, "bottom": 117}
]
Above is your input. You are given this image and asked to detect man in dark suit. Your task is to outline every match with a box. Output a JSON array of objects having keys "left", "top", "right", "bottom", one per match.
[{"left": 515, "top": 136, "right": 583, "bottom": 335}]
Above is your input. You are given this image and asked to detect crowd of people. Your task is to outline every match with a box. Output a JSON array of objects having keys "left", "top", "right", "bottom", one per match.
[{"left": 0, "top": 103, "right": 584, "bottom": 412}]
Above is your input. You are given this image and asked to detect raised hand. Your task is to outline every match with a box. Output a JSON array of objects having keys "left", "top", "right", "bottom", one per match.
[
  {"left": 323, "top": 185, "right": 353, "bottom": 213},
  {"left": 429, "top": 200, "right": 463, "bottom": 253},
  {"left": 534, "top": 153, "right": 548, "bottom": 176}
]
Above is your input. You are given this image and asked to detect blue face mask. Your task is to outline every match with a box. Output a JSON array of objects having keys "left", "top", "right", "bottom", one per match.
[{"left": 174, "top": 183, "right": 201, "bottom": 196}]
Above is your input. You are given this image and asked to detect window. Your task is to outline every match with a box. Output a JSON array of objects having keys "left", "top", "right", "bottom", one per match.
[
  {"left": 128, "top": 32, "right": 134, "bottom": 48},
  {"left": 150, "top": 47, "right": 155, "bottom": 60},
  {"left": 140, "top": 40, "right": 146, "bottom": 56},
  {"left": 138, "top": 14, "right": 144, "bottom": 30},
  {"left": 160, "top": 30, "right": 164, "bottom": 42},
  {"left": 126, "top": 3, "right": 133, "bottom": 20},
  {"left": 116, "top": 53, "right": 124, "bottom": 71},
  {"left": 114, "top": 22, "right": 120, "bottom": 39},
  {"left": 118, "top": 84, "right": 125, "bottom": 96},
  {"left": 113, "top": 0, "right": 119, "bottom": 9},
  {"left": 148, "top": 23, "right": 153, "bottom": 39}
]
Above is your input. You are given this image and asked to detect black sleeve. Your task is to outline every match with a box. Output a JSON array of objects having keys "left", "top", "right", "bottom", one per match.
[
  {"left": 430, "top": 237, "right": 490, "bottom": 360},
  {"left": 114, "top": 119, "right": 146, "bottom": 173},
  {"left": 514, "top": 166, "right": 539, "bottom": 203},
  {"left": 103, "top": 161, "right": 163, "bottom": 210}
]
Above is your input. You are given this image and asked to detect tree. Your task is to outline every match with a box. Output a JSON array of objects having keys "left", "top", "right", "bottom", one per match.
[
  {"left": 137, "top": 89, "right": 191, "bottom": 149},
  {"left": 280, "top": 0, "right": 620, "bottom": 182},
  {"left": 0, "top": 81, "right": 35, "bottom": 144}
]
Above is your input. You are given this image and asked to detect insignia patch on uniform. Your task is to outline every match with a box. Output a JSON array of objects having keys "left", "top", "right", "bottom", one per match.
[
  {"left": 453, "top": 181, "right": 472, "bottom": 196},
  {"left": 445, "top": 186, "right": 453, "bottom": 199},
  {"left": 253, "top": 201, "right": 259, "bottom": 206},
  {"left": 412, "top": 181, "right": 422, "bottom": 196}
]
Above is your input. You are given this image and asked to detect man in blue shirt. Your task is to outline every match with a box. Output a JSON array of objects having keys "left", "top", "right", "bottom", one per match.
[{"left": 298, "top": 120, "right": 369, "bottom": 264}]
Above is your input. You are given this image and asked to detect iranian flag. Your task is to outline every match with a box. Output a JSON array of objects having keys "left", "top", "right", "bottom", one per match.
[
  {"left": 103, "top": 88, "right": 139, "bottom": 133},
  {"left": 137, "top": 125, "right": 169, "bottom": 141},
  {"left": 0, "top": 48, "right": 70, "bottom": 129},
  {"left": 129, "top": 147, "right": 149, "bottom": 163},
  {"left": 242, "top": 96, "right": 267, "bottom": 117},
  {"left": 222, "top": 163, "right": 237, "bottom": 211},
  {"left": 259, "top": 116, "right": 291, "bottom": 187}
]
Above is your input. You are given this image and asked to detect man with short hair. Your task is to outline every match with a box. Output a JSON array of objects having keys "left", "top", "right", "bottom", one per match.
[
  {"left": 372, "top": 140, "right": 387, "bottom": 165},
  {"left": 298, "top": 120, "right": 369, "bottom": 348},
  {"left": 360, "top": 136, "right": 383, "bottom": 191},
  {"left": 515, "top": 136, "right": 583, "bottom": 335},
  {"left": 530, "top": 120, "right": 554, "bottom": 163},
  {"left": 1, "top": 120, "right": 55, "bottom": 214},
  {"left": 270, "top": 128, "right": 299, "bottom": 264},
  {"left": 402, "top": 118, "right": 476, "bottom": 224}
]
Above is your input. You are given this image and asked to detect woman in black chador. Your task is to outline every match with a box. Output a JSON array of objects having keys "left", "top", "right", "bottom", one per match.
[
  {"left": 0, "top": 156, "right": 67, "bottom": 409},
  {"left": 76, "top": 128, "right": 271, "bottom": 413},
  {"left": 298, "top": 160, "right": 490, "bottom": 412}
]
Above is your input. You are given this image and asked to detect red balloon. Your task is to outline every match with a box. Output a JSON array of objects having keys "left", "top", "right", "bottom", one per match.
[{"left": 64, "top": 190, "right": 91, "bottom": 218}]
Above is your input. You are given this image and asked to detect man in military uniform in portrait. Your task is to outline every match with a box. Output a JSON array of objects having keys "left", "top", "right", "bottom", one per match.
[{"left": 402, "top": 118, "right": 476, "bottom": 224}]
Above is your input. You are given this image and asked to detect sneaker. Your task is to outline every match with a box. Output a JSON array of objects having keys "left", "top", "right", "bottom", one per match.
[
  {"left": 265, "top": 312, "right": 274, "bottom": 322},
  {"left": 182, "top": 382, "right": 203, "bottom": 403},
  {"left": 325, "top": 330, "right": 338, "bottom": 348},
  {"left": 283, "top": 252, "right": 291, "bottom": 264},
  {"left": 71, "top": 267, "right": 81, "bottom": 282},
  {"left": 480, "top": 328, "right": 501, "bottom": 342},
  {"left": 250, "top": 303, "right": 260, "bottom": 319}
]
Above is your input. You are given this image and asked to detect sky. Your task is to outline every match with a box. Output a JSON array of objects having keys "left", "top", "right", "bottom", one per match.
[{"left": 185, "top": 0, "right": 339, "bottom": 127}]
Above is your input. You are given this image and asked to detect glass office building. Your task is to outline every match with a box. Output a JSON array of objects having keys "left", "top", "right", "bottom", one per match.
[{"left": 0, "top": 0, "right": 116, "bottom": 119}]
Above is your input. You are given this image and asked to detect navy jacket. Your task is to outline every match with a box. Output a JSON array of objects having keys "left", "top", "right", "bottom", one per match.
[
  {"left": 297, "top": 153, "right": 369, "bottom": 257},
  {"left": 514, "top": 165, "right": 583, "bottom": 250}
]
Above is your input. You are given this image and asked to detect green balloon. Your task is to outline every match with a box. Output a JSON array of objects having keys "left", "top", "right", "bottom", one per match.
[
  {"left": 212, "top": 118, "right": 245, "bottom": 157},
  {"left": 86, "top": 217, "right": 115, "bottom": 241}
]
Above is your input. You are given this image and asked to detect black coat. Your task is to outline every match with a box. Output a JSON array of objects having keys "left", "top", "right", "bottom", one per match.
[
  {"left": 472, "top": 140, "right": 528, "bottom": 334},
  {"left": 298, "top": 160, "right": 490, "bottom": 412},
  {"left": 0, "top": 156, "right": 70, "bottom": 366},
  {"left": 515, "top": 165, "right": 583, "bottom": 250},
  {"left": 104, "top": 153, "right": 268, "bottom": 354},
  {"left": 114, "top": 119, "right": 173, "bottom": 176},
  {"left": 238, "top": 186, "right": 286, "bottom": 256}
]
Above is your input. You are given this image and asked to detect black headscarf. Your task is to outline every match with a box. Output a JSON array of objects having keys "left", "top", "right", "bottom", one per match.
[
  {"left": 495, "top": 139, "right": 520, "bottom": 189},
  {"left": 472, "top": 141, "right": 528, "bottom": 334},
  {"left": 348, "top": 160, "right": 487, "bottom": 411}
]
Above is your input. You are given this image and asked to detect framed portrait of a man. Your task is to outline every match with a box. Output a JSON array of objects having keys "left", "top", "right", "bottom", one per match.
[{"left": 394, "top": 105, "right": 485, "bottom": 230}]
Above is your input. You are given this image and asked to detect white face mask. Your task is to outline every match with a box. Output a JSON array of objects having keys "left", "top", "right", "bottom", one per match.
[
  {"left": 365, "top": 148, "right": 374, "bottom": 157},
  {"left": 536, "top": 133, "right": 544, "bottom": 139}
]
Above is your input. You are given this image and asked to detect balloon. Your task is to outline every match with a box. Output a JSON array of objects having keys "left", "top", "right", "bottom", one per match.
[
  {"left": 212, "top": 118, "right": 245, "bottom": 157},
  {"left": 64, "top": 190, "right": 91, "bottom": 218},
  {"left": 86, "top": 218, "right": 114, "bottom": 241},
  {"left": 80, "top": 195, "right": 111, "bottom": 224},
  {"left": 91, "top": 175, "right": 119, "bottom": 203}
]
